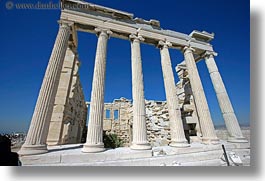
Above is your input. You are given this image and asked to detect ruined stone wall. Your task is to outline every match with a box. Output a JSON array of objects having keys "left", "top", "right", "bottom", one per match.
[
  {"left": 47, "top": 54, "right": 87, "bottom": 146},
  {"left": 145, "top": 101, "right": 171, "bottom": 146},
  {"left": 145, "top": 99, "right": 200, "bottom": 146},
  {"left": 60, "top": 70, "right": 87, "bottom": 145},
  {"left": 175, "top": 62, "right": 202, "bottom": 141},
  {"left": 102, "top": 97, "right": 201, "bottom": 147},
  {"left": 102, "top": 98, "right": 172, "bottom": 147},
  {"left": 102, "top": 98, "right": 132, "bottom": 147}
]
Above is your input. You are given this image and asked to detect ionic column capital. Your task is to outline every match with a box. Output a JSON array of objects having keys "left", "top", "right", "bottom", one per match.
[
  {"left": 129, "top": 34, "right": 145, "bottom": 42},
  {"left": 203, "top": 51, "right": 218, "bottom": 59},
  {"left": 58, "top": 20, "right": 74, "bottom": 28},
  {"left": 95, "top": 27, "right": 113, "bottom": 38},
  {"left": 157, "top": 40, "right": 172, "bottom": 49},
  {"left": 182, "top": 46, "right": 195, "bottom": 54}
]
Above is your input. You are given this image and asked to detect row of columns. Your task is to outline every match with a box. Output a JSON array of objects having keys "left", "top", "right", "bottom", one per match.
[{"left": 19, "top": 22, "right": 247, "bottom": 155}]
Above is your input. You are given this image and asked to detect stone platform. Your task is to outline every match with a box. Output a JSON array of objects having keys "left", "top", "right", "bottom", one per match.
[{"left": 20, "top": 141, "right": 250, "bottom": 166}]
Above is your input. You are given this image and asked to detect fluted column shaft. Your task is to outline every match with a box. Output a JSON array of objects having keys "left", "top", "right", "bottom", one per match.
[
  {"left": 130, "top": 34, "right": 151, "bottom": 150},
  {"left": 159, "top": 41, "right": 189, "bottom": 147},
  {"left": 183, "top": 47, "right": 219, "bottom": 144},
  {"left": 18, "top": 22, "right": 71, "bottom": 155},
  {"left": 204, "top": 53, "right": 247, "bottom": 143},
  {"left": 82, "top": 28, "right": 112, "bottom": 153}
]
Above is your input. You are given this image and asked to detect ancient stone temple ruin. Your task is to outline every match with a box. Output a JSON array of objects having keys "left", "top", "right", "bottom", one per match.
[{"left": 19, "top": 0, "right": 250, "bottom": 166}]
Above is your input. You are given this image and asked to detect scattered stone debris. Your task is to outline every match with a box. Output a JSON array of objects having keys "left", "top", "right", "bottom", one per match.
[{"left": 172, "top": 161, "right": 181, "bottom": 166}]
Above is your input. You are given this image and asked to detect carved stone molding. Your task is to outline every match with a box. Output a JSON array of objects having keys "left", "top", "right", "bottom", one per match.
[
  {"left": 129, "top": 34, "right": 145, "bottom": 42},
  {"left": 95, "top": 27, "right": 113, "bottom": 38}
]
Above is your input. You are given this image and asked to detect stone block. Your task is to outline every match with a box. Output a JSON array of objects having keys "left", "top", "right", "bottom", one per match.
[{"left": 185, "top": 116, "right": 197, "bottom": 124}]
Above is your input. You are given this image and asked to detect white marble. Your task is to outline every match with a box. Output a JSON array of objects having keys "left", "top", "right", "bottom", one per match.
[
  {"left": 60, "top": 0, "right": 214, "bottom": 52},
  {"left": 82, "top": 28, "right": 112, "bottom": 153},
  {"left": 46, "top": 47, "right": 76, "bottom": 146},
  {"left": 19, "top": 141, "right": 250, "bottom": 166},
  {"left": 204, "top": 52, "right": 247, "bottom": 143},
  {"left": 130, "top": 34, "right": 151, "bottom": 150},
  {"left": 159, "top": 41, "right": 189, "bottom": 148},
  {"left": 18, "top": 22, "right": 72, "bottom": 156},
  {"left": 183, "top": 47, "right": 219, "bottom": 144}
]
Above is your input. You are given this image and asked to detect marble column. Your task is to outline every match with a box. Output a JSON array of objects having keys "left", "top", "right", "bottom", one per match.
[
  {"left": 18, "top": 21, "right": 72, "bottom": 155},
  {"left": 159, "top": 41, "right": 189, "bottom": 147},
  {"left": 82, "top": 28, "right": 112, "bottom": 153},
  {"left": 204, "top": 52, "right": 247, "bottom": 143},
  {"left": 183, "top": 47, "right": 219, "bottom": 144},
  {"left": 129, "top": 34, "right": 151, "bottom": 150}
]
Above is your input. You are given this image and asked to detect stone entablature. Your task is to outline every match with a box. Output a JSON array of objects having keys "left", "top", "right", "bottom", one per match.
[{"left": 61, "top": 0, "right": 214, "bottom": 55}]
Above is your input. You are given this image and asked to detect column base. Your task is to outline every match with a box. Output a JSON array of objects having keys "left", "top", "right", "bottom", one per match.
[
  {"left": 169, "top": 140, "right": 190, "bottom": 148},
  {"left": 228, "top": 136, "right": 248, "bottom": 143},
  {"left": 202, "top": 137, "right": 220, "bottom": 145},
  {"left": 130, "top": 142, "right": 152, "bottom": 150},
  {"left": 46, "top": 141, "right": 60, "bottom": 146},
  {"left": 82, "top": 143, "right": 106, "bottom": 153},
  {"left": 18, "top": 144, "right": 48, "bottom": 156}
]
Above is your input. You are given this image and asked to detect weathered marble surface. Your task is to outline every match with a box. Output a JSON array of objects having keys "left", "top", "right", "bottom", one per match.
[
  {"left": 183, "top": 47, "right": 219, "bottom": 144},
  {"left": 19, "top": 22, "right": 72, "bottom": 156},
  {"left": 82, "top": 28, "right": 112, "bottom": 153},
  {"left": 20, "top": 141, "right": 250, "bottom": 166},
  {"left": 61, "top": 0, "right": 214, "bottom": 54},
  {"left": 159, "top": 41, "right": 189, "bottom": 148},
  {"left": 204, "top": 52, "right": 247, "bottom": 143},
  {"left": 130, "top": 34, "right": 151, "bottom": 150},
  {"left": 47, "top": 49, "right": 87, "bottom": 146}
]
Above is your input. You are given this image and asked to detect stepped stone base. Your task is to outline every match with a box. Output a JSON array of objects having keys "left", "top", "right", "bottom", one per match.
[{"left": 20, "top": 141, "right": 250, "bottom": 166}]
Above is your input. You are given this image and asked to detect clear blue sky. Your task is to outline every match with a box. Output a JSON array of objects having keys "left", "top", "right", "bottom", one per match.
[{"left": 0, "top": 0, "right": 250, "bottom": 133}]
